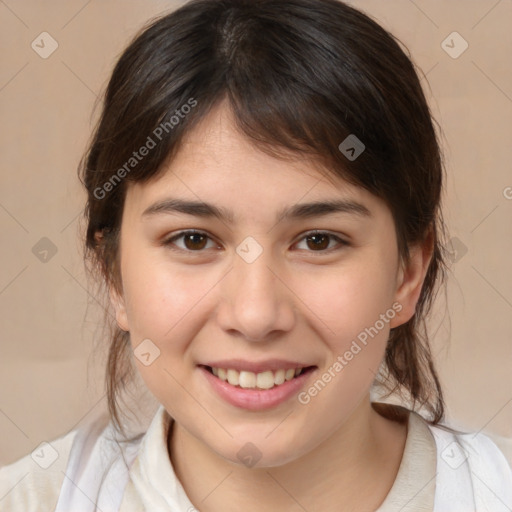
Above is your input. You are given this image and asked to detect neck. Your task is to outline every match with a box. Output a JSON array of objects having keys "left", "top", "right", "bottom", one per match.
[{"left": 169, "top": 399, "right": 408, "bottom": 512}]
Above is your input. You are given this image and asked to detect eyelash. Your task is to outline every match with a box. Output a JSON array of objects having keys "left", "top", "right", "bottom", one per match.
[{"left": 162, "top": 229, "right": 349, "bottom": 255}]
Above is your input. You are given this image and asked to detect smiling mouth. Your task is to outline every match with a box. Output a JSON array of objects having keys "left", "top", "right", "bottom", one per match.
[{"left": 201, "top": 365, "right": 316, "bottom": 390}]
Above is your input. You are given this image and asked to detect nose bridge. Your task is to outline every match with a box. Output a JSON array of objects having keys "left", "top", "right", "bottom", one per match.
[
  {"left": 217, "top": 239, "right": 295, "bottom": 341},
  {"left": 236, "top": 247, "right": 276, "bottom": 300}
]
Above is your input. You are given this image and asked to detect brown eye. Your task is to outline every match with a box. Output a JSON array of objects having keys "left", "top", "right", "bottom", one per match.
[
  {"left": 305, "top": 233, "right": 330, "bottom": 250},
  {"left": 295, "top": 231, "right": 347, "bottom": 252},
  {"left": 183, "top": 232, "right": 208, "bottom": 250},
  {"left": 164, "top": 230, "right": 216, "bottom": 252}
]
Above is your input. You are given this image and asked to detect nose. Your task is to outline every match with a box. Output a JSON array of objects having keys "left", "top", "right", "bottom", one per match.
[{"left": 216, "top": 246, "right": 296, "bottom": 342}]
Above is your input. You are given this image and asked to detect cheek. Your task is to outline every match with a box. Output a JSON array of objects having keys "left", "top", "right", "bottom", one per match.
[
  {"left": 295, "top": 257, "right": 397, "bottom": 350},
  {"left": 121, "top": 256, "right": 212, "bottom": 342},
  {"left": 119, "top": 255, "right": 211, "bottom": 415},
  {"left": 292, "top": 265, "right": 396, "bottom": 431}
]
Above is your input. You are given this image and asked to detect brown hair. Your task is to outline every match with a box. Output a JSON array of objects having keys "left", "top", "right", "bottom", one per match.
[{"left": 79, "top": 0, "right": 448, "bottom": 436}]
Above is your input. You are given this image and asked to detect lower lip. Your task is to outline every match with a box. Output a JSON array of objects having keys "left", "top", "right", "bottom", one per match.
[{"left": 199, "top": 366, "right": 315, "bottom": 411}]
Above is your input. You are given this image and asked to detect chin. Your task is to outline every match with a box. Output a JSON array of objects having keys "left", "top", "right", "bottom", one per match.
[{"left": 214, "top": 436, "right": 307, "bottom": 470}]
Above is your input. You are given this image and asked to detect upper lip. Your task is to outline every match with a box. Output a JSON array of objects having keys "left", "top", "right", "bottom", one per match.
[{"left": 201, "top": 359, "right": 315, "bottom": 373}]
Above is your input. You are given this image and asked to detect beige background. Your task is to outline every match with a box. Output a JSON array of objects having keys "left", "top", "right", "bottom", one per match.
[{"left": 0, "top": 0, "right": 511, "bottom": 466}]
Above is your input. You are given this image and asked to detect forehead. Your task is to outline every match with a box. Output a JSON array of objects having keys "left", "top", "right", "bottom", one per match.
[
  {"left": 168, "top": 102, "right": 337, "bottom": 184},
  {"left": 125, "top": 102, "right": 388, "bottom": 221}
]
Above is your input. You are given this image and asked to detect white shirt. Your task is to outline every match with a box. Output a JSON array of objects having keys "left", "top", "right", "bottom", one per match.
[{"left": 1, "top": 404, "right": 511, "bottom": 511}]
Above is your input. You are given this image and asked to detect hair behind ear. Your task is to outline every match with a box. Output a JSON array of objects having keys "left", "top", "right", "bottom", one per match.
[{"left": 379, "top": 222, "right": 446, "bottom": 424}]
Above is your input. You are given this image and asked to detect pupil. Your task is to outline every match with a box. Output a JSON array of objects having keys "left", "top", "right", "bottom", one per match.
[
  {"left": 186, "top": 233, "right": 206, "bottom": 250},
  {"left": 308, "top": 234, "right": 328, "bottom": 250}
]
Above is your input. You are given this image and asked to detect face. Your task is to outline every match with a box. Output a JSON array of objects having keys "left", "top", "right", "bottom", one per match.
[{"left": 110, "top": 102, "right": 427, "bottom": 467}]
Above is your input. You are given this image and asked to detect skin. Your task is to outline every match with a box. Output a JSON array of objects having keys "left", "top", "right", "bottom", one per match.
[{"left": 109, "top": 100, "right": 433, "bottom": 511}]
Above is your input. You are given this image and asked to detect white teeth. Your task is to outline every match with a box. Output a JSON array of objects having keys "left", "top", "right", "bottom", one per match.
[
  {"left": 209, "top": 366, "right": 306, "bottom": 390},
  {"left": 239, "top": 371, "right": 256, "bottom": 388},
  {"left": 274, "top": 369, "right": 285, "bottom": 385},
  {"left": 226, "top": 369, "right": 239, "bottom": 386},
  {"left": 256, "top": 371, "right": 275, "bottom": 389}
]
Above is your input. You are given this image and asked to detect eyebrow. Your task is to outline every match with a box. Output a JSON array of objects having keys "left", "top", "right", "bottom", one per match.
[{"left": 141, "top": 198, "right": 371, "bottom": 223}]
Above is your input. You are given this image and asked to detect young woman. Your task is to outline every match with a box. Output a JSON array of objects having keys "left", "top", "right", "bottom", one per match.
[{"left": 1, "top": 0, "right": 511, "bottom": 510}]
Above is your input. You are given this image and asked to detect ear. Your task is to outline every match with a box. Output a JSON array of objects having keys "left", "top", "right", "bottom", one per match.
[
  {"left": 95, "top": 230, "right": 130, "bottom": 332},
  {"left": 109, "top": 285, "right": 130, "bottom": 332},
  {"left": 390, "top": 230, "right": 434, "bottom": 328}
]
